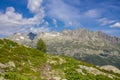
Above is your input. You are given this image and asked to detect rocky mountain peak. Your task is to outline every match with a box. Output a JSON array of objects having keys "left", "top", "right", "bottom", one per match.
[{"left": 27, "top": 32, "right": 37, "bottom": 40}]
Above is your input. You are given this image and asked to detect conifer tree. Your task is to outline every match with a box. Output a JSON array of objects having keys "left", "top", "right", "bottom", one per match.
[{"left": 36, "top": 39, "right": 46, "bottom": 52}]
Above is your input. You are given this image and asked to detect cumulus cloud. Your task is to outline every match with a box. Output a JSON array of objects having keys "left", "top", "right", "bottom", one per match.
[
  {"left": 27, "top": 0, "right": 43, "bottom": 13},
  {"left": 0, "top": 0, "right": 46, "bottom": 35},
  {"left": 110, "top": 22, "right": 120, "bottom": 28},
  {"left": 98, "top": 18, "right": 116, "bottom": 26},
  {"left": 0, "top": 7, "right": 43, "bottom": 27}
]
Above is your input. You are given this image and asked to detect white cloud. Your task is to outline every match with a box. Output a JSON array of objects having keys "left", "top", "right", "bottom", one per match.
[
  {"left": 27, "top": 0, "right": 43, "bottom": 13},
  {"left": 101, "top": 29, "right": 120, "bottom": 37},
  {"left": 53, "top": 19, "right": 57, "bottom": 24},
  {"left": 46, "top": 0, "right": 102, "bottom": 28},
  {"left": 98, "top": 18, "right": 116, "bottom": 26},
  {"left": 0, "top": 0, "right": 46, "bottom": 35},
  {"left": 110, "top": 22, "right": 120, "bottom": 28},
  {"left": 84, "top": 9, "right": 100, "bottom": 18},
  {"left": 68, "top": 21, "right": 73, "bottom": 25},
  {"left": 0, "top": 7, "right": 43, "bottom": 27},
  {"left": 29, "top": 26, "right": 49, "bottom": 33},
  {"left": 53, "top": 19, "right": 58, "bottom": 28},
  {"left": 46, "top": 0, "right": 81, "bottom": 27}
]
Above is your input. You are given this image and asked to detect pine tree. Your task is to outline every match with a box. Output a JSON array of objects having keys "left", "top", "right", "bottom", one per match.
[{"left": 36, "top": 39, "right": 46, "bottom": 52}]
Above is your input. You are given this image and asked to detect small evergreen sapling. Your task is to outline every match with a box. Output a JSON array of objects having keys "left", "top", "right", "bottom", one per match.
[{"left": 36, "top": 39, "right": 46, "bottom": 52}]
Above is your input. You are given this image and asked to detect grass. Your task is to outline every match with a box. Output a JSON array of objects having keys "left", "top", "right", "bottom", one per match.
[{"left": 0, "top": 39, "right": 120, "bottom": 80}]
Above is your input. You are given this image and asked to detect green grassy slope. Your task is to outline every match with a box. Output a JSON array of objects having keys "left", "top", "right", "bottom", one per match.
[{"left": 0, "top": 39, "right": 120, "bottom": 80}]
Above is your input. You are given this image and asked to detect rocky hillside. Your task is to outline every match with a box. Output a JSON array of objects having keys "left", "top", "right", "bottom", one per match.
[
  {"left": 8, "top": 29, "right": 120, "bottom": 69},
  {"left": 0, "top": 39, "right": 120, "bottom": 80}
]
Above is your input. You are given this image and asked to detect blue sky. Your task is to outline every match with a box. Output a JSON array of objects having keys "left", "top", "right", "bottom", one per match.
[{"left": 0, "top": 0, "right": 120, "bottom": 37}]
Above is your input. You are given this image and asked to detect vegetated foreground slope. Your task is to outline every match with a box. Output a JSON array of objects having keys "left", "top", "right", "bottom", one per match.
[
  {"left": 0, "top": 39, "right": 120, "bottom": 80},
  {"left": 8, "top": 29, "right": 120, "bottom": 69}
]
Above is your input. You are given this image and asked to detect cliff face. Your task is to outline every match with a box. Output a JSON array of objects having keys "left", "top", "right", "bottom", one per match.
[
  {"left": 95, "top": 31, "right": 120, "bottom": 43},
  {"left": 8, "top": 29, "right": 120, "bottom": 69}
]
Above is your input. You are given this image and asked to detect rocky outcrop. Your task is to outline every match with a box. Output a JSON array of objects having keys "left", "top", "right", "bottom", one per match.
[
  {"left": 100, "top": 65, "right": 120, "bottom": 74},
  {"left": 77, "top": 65, "right": 117, "bottom": 79},
  {"left": 0, "top": 61, "right": 15, "bottom": 75}
]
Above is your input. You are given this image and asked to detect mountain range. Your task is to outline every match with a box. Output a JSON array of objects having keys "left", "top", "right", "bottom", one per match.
[{"left": 7, "top": 29, "right": 120, "bottom": 69}]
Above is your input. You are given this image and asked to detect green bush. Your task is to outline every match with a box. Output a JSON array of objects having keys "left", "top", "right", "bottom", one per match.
[{"left": 4, "top": 72, "right": 32, "bottom": 80}]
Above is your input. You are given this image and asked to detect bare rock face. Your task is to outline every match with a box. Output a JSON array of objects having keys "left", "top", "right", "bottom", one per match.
[{"left": 95, "top": 31, "right": 120, "bottom": 43}]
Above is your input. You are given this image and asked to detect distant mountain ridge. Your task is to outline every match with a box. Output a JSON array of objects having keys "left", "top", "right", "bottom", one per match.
[
  {"left": 8, "top": 29, "right": 120, "bottom": 69},
  {"left": 95, "top": 31, "right": 120, "bottom": 43}
]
